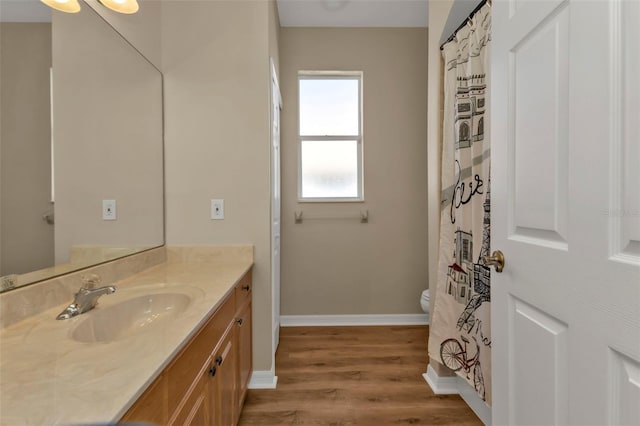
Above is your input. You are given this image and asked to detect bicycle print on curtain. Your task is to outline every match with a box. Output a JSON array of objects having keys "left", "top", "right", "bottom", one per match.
[{"left": 428, "top": 3, "right": 492, "bottom": 405}]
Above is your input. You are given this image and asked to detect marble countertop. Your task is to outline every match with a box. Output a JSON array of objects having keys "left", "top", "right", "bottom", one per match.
[{"left": 0, "top": 252, "right": 252, "bottom": 425}]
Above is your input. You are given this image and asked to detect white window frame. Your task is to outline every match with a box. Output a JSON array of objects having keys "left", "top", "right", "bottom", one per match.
[{"left": 297, "top": 71, "right": 364, "bottom": 202}]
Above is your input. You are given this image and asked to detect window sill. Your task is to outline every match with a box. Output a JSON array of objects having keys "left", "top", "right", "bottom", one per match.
[{"left": 297, "top": 198, "right": 365, "bottom": 203}]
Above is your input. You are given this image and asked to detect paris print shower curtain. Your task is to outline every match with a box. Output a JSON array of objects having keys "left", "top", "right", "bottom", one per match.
[{"left": 428, "top": 3, "right": 492, "bottom": 405}]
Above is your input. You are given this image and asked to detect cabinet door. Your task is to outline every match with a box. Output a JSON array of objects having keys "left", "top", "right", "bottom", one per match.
[
  {"left": 169, "top": 367, "right": 209, "bottom": 426},
  {"left": 167, "top": 293, "right": 235, "bottom": 416},
  {"left": 185, "top": 394, "right": 208, "bottom": 426},
  {"left": 210, "top": 329, "right": 237, "bottom": 426},
  {"left": 236, "top": 300, "right": 252, "bottom": 411}
]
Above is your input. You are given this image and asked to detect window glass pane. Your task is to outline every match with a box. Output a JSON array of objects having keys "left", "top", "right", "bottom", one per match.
[
  {"left": 299, "top": 78, "right": 359, "bottom": 136},
  {"left": 301, "top": 140, "right": 358, "bottom": 198}
]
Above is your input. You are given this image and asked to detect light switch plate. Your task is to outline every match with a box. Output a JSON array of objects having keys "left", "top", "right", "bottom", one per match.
[
  {"left": 211, "top": 199, "right": 224, "bottom": 220},
  {"left": 102, "top": 199, "right": 117, "bottom": 220}
]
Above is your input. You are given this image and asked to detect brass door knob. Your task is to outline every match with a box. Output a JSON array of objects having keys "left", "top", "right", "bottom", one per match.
[{"left": 483, "top": 250, "right": 505, "bottom": 273}]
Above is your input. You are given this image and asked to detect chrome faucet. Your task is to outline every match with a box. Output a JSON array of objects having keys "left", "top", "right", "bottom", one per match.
[{"left": 56, "top": 274, "right": 116, "bottom": 320}]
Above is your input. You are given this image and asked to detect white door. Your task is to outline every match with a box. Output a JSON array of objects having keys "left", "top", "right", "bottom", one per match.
[
  {"left": 492, "top": 1, "right": 640, "bottom": 425},
  {"left": 270, "top": 58, "right": 282, "bottom": 354}
]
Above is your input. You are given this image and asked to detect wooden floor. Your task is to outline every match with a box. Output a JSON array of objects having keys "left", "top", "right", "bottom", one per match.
[{"left": 238, "top": 326, "right": 482, "bottom": 425}]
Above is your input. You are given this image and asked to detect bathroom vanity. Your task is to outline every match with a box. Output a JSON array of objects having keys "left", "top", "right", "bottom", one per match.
[
  {"left": 0, "top": 246, "right": 253, "bottom": 425},
  {"left": 122, "top": 269, "right": 252, "bottom": 425}
]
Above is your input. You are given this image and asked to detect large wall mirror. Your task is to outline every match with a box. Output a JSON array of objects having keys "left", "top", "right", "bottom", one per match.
[{"left": 0, "top": 0, "right": 164, "bottom": 292}]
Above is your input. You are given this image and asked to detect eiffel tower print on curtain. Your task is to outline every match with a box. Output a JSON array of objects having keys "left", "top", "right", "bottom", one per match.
[{"left": 457, "top": 181, "right": 491, "bottom": 332}]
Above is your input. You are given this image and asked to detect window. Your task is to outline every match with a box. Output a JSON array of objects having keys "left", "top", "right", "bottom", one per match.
[{"left": 298, "top": 72, "right": 363, "bottom": 201}]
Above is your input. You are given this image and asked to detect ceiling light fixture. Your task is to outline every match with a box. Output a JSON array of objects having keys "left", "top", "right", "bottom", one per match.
[
  {"left": 40, "top": 0, "right": 81, "bottom": 13},
  {"left": 98, "top": 0, "right": 139, "bottom": 14},
  {"left": 41, "top": 0, "right": 139, "bottom": 14}
]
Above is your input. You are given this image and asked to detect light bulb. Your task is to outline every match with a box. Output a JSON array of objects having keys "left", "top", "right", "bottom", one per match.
[
  {"left": 41, "top": 0, "right": 81, "bottom": 13},
  {"left": 98, "top": 0, "right": 139, "bottom": 14}
]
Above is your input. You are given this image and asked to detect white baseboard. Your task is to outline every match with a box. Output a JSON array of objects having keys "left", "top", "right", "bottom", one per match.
[
  {"left": 248, "top": 369, "right": 278, "bottom": 389},
  {"left": 273, "top": 319, "right": 280, "bottom": 353},
  {"left": 424, "top": 364, "right": 459, "bottom": 394},
  {"left": 459, "top": 379, "right": 492, "bottom": 425},
  {"left": 280, "top": 314, "right": 429, "bottom": 327},
  {"left": 424, "top": 365, "right": 492, "bottom": 425}
]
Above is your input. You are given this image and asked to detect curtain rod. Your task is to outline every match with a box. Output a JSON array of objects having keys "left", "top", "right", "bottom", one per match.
[{"left": 440, "top": 0, "right": 490, "bottom": 51}]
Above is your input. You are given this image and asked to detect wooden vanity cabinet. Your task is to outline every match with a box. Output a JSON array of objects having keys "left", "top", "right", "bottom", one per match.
[
  {"left": 235, "top": 298, "right": 252, "bottom": 412},
  {"left": 121, "top": 373, "right": 167, "bottom": 424},
  {"left": 121, "top": 269, "right": 253, "bottom": 426},
  {"left": 211, "top": 329, "right": 237, "bottom": 426},
  {"left": 170, "top": 366, "right": 210, "bottom": 426},
  {"left": 234, "top": 270, "right": 252, "bottom": 416}
]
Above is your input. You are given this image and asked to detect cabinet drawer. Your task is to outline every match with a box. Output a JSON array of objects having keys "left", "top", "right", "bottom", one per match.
[
  {"left": 166, "top": 292, "right": 235, "bottom": 415},
  {"left": 234, "top": 269, "right": 252, "bottom": 308}
]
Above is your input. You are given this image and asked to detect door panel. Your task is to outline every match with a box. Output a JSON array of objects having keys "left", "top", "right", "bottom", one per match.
[
  {"left": 510, "top": 298, "right": 568, "bottom": 426},
  {"left": 492, "top": 1, "right": 640, "bottom": 425},
  {"left": 510, "top": 3, "right": 568, "bottom": 248},
  {"left": 615, "top": 0, "right": 640, "bottom": 260},
  {"left": 610, "top": 350, "right": 640, "bottom": 425}
]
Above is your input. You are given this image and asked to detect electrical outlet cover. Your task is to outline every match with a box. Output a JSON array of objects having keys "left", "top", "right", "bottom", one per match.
[
  {"left": 211, "top": 199, "right": 224, "bottom": 220},
  {"left": 103, "top": 199, "right": 117, "bottom": 220}
]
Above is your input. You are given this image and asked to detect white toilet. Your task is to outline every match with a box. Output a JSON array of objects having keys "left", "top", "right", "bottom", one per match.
[{"left": 420, "top": 289, "right": 430, "bottom": 314}]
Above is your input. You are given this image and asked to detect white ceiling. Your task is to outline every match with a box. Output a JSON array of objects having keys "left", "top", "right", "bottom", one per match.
[{"left": 277, "top": 0, "right": 429, "bottom": 27}]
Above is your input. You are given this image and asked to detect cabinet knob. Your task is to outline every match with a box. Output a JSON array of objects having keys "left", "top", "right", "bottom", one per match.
[
  {"left": 209, "top": 366, "right": 217, "bottom": 377},
  {"left": 215, "top": 355, "right": 223, "bottom": 366},
  {"left": 242, "top": 285, "right": 250, "bottom": 292},
  {"left": 236, "top": 318, "right": 244, "bottom": 326}
]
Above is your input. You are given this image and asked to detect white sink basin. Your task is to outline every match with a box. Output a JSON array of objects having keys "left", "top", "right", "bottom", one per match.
[{"left": 71, "top": 290, "right": 198, "bottom": 343}]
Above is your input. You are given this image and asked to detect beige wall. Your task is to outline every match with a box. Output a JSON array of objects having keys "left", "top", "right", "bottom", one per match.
[
  {"left": 427, "top": 0, "right": 456, "bottom": 377},
  {"left": 0, "top": 23, "right": 54, "bottom": 275},
  {"left": 84, "top": 0, "right": 163, "bottom": 70},
  {"left": 279, "top": 28, "right": 428, "bottom": 315},
  {"left": 161, "top": 0, "right": 277, "bottom": 372},
  {"left": 52, "top": 4, "right": 164, "bottom": 264}
]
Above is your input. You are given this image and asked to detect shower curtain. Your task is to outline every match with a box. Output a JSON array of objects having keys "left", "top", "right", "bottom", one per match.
[{"left": 428, "top": 3, "right": 492, "bottom": 405}]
